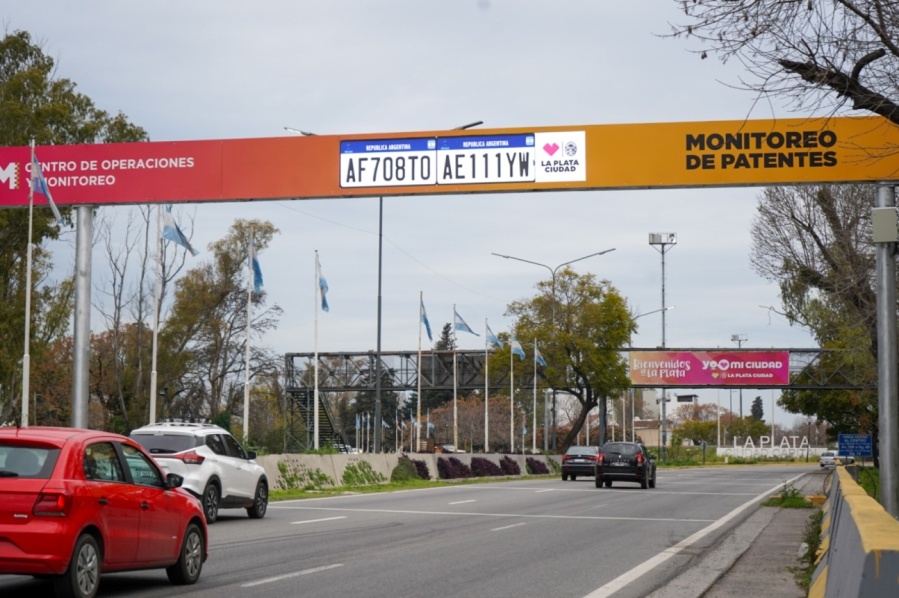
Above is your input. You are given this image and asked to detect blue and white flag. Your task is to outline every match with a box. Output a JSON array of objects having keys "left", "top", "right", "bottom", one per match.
[
  {"left": 316, "top": 253, "right": 329, "bottom": 312},
  {"left": 535, "top": 343, "right": 547, "bottom": 367},
  {"left": 421, "top": 296, "right": 433, "bottom": 342},
  {"left": 454, "top": 310, "right": 480, "bottom": 336},
  {"left": 511, "top": 335, "right": 526, "bottom": 361},
  {"left": 162, "top": 205, "right": 199, "bottom": 256},
  {"left": 30, "top": 144, "right": 63, "bottom": 226},
  {"left": 249, "top": 234, "right": 263, "bottom": 293},
  {"left": 486, "top": 323, "right": 504, "bottom": 349}
]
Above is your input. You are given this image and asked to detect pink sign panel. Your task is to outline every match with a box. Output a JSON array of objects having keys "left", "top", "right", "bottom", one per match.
[{"left": 629, "top": 351, "right": 790, "bottom": 386}]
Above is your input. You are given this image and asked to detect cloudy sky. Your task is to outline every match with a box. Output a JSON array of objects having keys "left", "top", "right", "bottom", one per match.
[{"left": 7, "top": 1, "right": 824, "bottom": 427}]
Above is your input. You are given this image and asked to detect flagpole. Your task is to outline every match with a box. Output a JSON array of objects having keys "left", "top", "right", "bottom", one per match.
[
  {"left": 484, "top": 319, "right": 489, "bottom": 453},
  {"left": 243, "top": 229, "right": 254, "bottom": 441},
  {"left": 533, "top": 340, "right": 538, "bottom": 453},
  {"left": 452, "top": 304, "right": 458, "bottom": 451},
  {"left": 314, "top": 251, "right": 320, "bottom": 450},
  {"left": 417, "top": 292, "right": 423, "bottom": 452},
  {"left": 21, "top": 141, "right": 36, "bottom": 427},
  {"left": 510, "top": 338, "right": 514, "bottom": 453},
  {"left": 149, "top": 205, "right": 163, "bottom": 424}
]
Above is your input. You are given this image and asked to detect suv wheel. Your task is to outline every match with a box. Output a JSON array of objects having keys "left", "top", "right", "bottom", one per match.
[
  {"left": 202, "top": 482, "right": 220, "bottom": 524},
  {"left": 246, "top": 480, "right": 268, "bottom": 519}
]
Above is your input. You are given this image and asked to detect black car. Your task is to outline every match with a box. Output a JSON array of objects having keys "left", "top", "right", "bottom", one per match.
[
  {"left": 561, "top": 445, "right": 600, "bottom": 480},
  {"left": 594, "top": 441, "right": 656, "bottom": 489}
]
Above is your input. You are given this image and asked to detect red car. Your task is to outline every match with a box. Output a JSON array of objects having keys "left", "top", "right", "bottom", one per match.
[{"left": 0, "top": 426, "right": 208, "bottom": 598}]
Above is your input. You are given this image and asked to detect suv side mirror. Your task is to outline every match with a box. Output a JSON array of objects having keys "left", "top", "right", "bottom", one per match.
[{"left": 247, "top": 450, "right": 257, "bottom": 460}]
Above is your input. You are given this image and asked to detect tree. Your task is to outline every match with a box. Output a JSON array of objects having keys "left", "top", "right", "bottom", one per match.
[
  {"left": 751, "top": 396, "right": 764, "bottom": 422},
  {"left": 160, "top": 219, "right": 282, "bottom": 425},
  {"left": 750, "top": 184, "right": 879, "bottom": 443},
  {"left": 504, "top": 268, "right": 635, "bottom": 452},
  {"left": 434, "top": 323, "right": 455, "bottom": 350},
  {"left": 671, "top": 1, "right": 899, "bottom": 125},
  {"left": 0, "top": 30, "right": 147, "bottom": 423}
]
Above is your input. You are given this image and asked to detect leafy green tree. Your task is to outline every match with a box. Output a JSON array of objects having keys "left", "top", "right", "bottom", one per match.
[
  {"left": 0, "top": 30, "right": 147, "bottom": 423},
  {"left": 504, "top": 268, "right": 635, "bottom": 451},
  {"left": 422, "top": 322, "right": 455, "bottom": 411},
  {"left": 751, "top": 184, "right": 879, "bottom": 449},
  {"left": 434, "top": 323, "right": 454, "bottom": 350},
  {"left": 750, "top": 396, "right": 764, "bottom": 421},
  {"left": 160, "top": 219, "right": 282, "bottom": 425}
]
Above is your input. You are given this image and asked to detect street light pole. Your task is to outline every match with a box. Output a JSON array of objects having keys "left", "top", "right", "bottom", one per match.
[
  {"left": 649, "top": 233, "right": 676, "bottom": 461},
  {"left": 287, "top": 121, "right": 482, "bottom": 452},
  {"left": 492, "top": 248, "right": 616, "bottom": 451},
  {"left": 731, "top": 334, "right": 747, "bottom": 419},
  {"left": 630, "top": 306, "right": 675, "bottom": 444}
]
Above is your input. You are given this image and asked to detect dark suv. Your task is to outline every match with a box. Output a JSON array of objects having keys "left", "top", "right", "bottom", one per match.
[{"left": 594, "top": 441, "right": 656, "bottom": 489}]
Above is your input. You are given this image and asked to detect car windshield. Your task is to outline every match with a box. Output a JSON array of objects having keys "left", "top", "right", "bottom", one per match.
[
  {"left": 822, "top": 452, "right": 834, "bottom": 457},
  {"left": 603, "top": 443, "right": 639, "bottom": 456},
  {"left": 130, "top": 433, "right": 199, "bottom": 454}
]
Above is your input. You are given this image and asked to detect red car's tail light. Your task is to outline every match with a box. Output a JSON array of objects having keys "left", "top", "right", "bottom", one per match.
[
  {"left": 178, "top": 450, "right": 205, "bottom": 465},
  {"left": 33, "top": 491, "right": 72, "bottom": 517}
]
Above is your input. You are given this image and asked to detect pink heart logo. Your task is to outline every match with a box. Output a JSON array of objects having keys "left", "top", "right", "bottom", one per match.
[{"left": 543, "top": 143, "right": 559, "bottom": 156}]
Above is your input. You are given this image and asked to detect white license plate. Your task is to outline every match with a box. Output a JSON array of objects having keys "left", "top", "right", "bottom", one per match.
[{"left": 611, "top": 462, "right": 628, "bottom": 467}]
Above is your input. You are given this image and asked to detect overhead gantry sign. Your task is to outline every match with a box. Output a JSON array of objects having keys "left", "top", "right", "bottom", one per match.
[{"left": 1, "top": 116, "right": 898, "bottom": 208}]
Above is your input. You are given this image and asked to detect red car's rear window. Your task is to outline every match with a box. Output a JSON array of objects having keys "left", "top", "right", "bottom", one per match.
[{"left": 0, "top": 444, "right": 60, "bottom": 479}]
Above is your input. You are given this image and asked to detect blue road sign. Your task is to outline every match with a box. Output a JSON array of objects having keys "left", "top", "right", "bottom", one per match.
[{"left": 838, "top": 433, "right": 873, "bottom": 457}]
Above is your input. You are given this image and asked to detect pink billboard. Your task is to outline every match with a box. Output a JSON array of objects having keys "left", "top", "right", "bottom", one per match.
[{"left": 629, "top": 350, "right": 790, "bottom": 386}]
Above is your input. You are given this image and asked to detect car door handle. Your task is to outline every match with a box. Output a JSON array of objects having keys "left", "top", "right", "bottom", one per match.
[
  {"left": 140, "top": 502, "right": 150, "bottom": 510},
  {"left": 98, "top": 498, "right": 108, "bottom": 506}
]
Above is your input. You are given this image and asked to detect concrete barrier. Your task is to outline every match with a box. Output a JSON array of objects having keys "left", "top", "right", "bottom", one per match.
[
  {"left": 256, "top": 452, "right": 559, "bottom": 491},
  {"left": 809, "top": 467, "right": 899, "bottom": 597}
]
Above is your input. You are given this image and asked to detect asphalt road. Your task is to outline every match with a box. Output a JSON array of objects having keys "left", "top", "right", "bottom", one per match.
[{"left": 0, "top": 465, "right": 811, "bottom": 598}]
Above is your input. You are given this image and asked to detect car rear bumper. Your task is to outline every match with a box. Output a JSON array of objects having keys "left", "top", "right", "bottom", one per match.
[
  {"left": 0, "top": 528, "right": 71, "bottom": 575},
  {"left": 561, "top": 464, "right": 596, "bottom": 476},
  {"left": 597, "top": 468, "right": 648, "bottom": 481}
]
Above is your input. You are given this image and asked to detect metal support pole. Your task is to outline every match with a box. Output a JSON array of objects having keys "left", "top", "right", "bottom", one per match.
[
  {"left": 72, "top": 206, "right": 93, "bottom": 428},
  {"left": 374, "top": 198, "right": 383, "bottom": 452},
  {"left": 875, "top": 183, "right": 898, "bottom": 518}
]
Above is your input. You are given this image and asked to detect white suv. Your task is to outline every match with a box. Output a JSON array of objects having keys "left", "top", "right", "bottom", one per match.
[{"left": 130, "top": 422, "right": 268, "bottom": 524}]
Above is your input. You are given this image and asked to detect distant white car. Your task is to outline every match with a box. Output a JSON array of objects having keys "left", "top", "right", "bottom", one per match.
[{"left": 819, "top": 451, "right": 855, "bottom": 468}]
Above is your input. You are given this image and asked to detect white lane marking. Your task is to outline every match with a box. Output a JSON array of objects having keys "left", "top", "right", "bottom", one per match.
[
  {"left": 291, "top": 516, "right": 347, "bottom": 525},
  {"left": 274, "top": 505, "right": 714, "bottom": 524},
  {"left": 449, "top": 499, "right": 476, "bottom": 505},
  {"left": 535, "top": 489, "right": 554, "bottom": 493},
  {"left": 581, "top": 472, "right": 805, "bottom": 598},
  {"left": 491, "top": 522, "right": 527, "bottom": 531},
  {"left": 241, "top": 563, "right": 343, "bottom": 587}
]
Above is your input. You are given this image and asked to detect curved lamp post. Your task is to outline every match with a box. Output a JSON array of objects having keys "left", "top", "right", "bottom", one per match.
[{"left": 491, "top": 248, "right": 616, "bottom": 451}]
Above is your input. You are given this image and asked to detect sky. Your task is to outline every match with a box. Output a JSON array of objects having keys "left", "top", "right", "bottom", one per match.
[{"left": 6, "top": 1, "right": 824, "bottom": 429}]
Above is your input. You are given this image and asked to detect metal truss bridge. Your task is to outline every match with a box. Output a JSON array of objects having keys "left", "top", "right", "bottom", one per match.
[{"left": 281, "top": 348, "right": 869, "bottom": 451}]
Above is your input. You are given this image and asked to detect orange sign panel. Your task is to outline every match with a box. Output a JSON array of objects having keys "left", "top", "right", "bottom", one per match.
[{"left": 1, "top": 116, "right": 897, "bottom": 208}]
